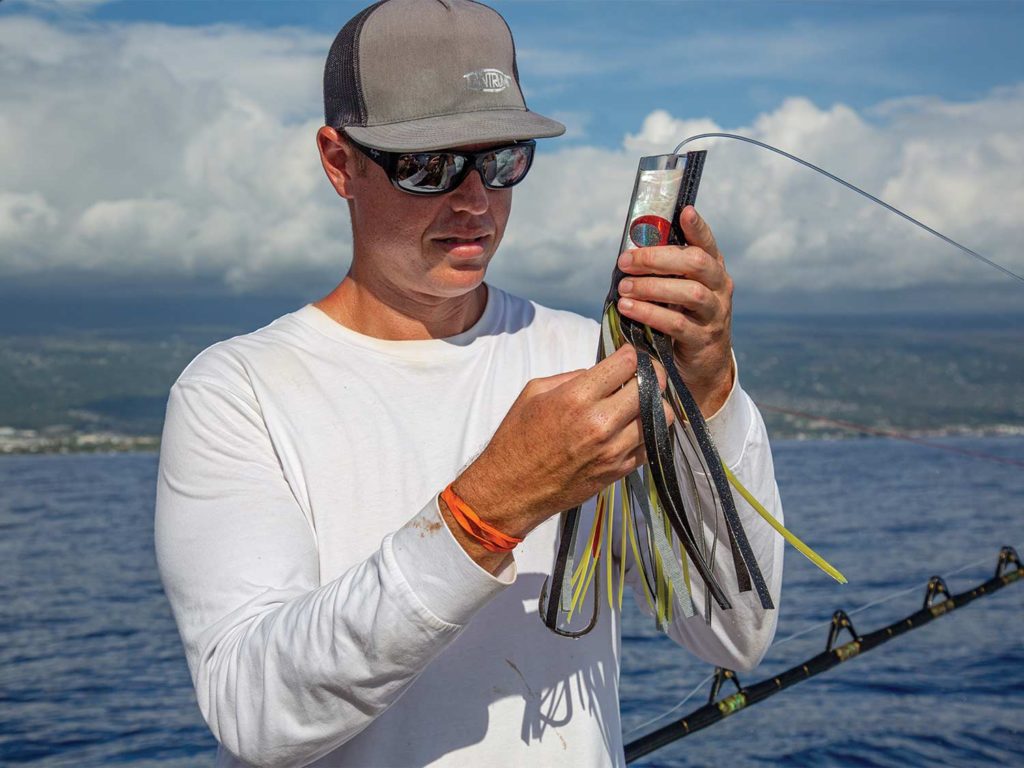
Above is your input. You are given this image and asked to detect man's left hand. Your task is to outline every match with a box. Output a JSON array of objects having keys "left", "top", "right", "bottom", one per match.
[{"left": 615, "top": 205, "right": 734, "bottom": 417}]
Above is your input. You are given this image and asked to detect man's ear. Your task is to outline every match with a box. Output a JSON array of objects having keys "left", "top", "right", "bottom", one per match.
[{"left": 317, "top": 126, "right": 356, "bottom": 199}]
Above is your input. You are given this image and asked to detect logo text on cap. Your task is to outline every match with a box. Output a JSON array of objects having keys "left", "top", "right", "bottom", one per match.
[{"left": 463, "top": 69, "right": 512, "bottom": 93}]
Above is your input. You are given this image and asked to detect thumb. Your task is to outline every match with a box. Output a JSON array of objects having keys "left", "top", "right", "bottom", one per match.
[{"left": 679, "top": 205, "right": 722, "bottom": 261}]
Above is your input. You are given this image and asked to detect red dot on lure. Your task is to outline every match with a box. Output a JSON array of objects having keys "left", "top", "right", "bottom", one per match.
[{"left": 629, "top": 215, "right": 671, "bottom": 248}]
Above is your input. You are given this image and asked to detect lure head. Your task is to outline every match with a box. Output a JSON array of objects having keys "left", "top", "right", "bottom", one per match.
[{"left": 607, "top": 153, "right": 695, "bottom": 305}]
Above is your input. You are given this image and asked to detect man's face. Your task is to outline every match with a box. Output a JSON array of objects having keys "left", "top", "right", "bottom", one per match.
[{"left": 341, "top": 139, "right": 514, "bottom": 305}]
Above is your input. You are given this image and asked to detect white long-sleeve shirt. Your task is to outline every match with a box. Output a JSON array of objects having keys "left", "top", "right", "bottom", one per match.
[{"left": 155, "top": 286, "right": 784, "bottom": 767}]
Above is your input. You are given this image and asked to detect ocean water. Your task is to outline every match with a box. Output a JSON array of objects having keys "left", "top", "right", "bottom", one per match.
[{"left": 1, "top": 438, "right": 1021, "bottom": 766}]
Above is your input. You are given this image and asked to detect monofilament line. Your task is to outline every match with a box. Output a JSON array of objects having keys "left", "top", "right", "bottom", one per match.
[
  {"left": 625, "top": 552, "right": 994, "bottom": 739},
  {"left": 673, "top": 132, "right": 1024, "bottom": 285}
]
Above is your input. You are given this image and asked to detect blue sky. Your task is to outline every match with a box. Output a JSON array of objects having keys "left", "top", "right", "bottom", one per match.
[
  {"left": 65, "top": 0, "right": 1024, "bottom": 145},
  {"left": 2, "top": 0, "right": 1023, "bottom": 317}
]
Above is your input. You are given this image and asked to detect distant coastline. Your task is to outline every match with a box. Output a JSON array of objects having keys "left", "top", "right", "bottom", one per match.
[
  {"left": 3, "top": 423, "right": 1022, "bottom": 456},
  {"left": 0, "top": 427, "right": 158, "bottom": 455},
  {"left": 2, "top": 312, "right": 1020, "bottom": 455}
]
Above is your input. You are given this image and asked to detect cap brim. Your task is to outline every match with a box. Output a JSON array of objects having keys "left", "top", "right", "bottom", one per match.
[{"left": 343, "top": 109, "right": 565, "bottom": 152}]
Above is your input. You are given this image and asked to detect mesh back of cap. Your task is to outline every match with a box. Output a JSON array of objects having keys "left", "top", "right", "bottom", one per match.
[{"left": 323, "top": 1, "right": 387, "bottom": 128}]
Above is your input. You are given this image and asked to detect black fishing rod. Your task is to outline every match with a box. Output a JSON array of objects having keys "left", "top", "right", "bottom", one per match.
[{"left": 624, "top": 546, "right": 1023, "bottom": 764}]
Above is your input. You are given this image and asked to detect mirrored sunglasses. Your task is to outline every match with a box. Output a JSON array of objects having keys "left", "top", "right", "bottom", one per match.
[{"left": 349, "top": 139, "right": 536, "bottom": 195}]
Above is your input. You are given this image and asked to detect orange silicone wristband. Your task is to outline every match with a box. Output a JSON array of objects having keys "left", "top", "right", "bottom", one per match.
[{"left": 440, "top": 484, "right": 523, "bottom": 553}]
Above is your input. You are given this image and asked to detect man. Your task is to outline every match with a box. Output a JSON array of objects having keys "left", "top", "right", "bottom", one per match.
[{"left": 155, "top": 1, "right": 784, "bottom": 765}]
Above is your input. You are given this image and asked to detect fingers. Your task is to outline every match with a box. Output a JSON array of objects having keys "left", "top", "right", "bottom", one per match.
[
  {"left": 526, "top": 368, "right": 586, "bottom": 397},
  {"left": 616, "top": 207, "right": 725, "bottom": 298},
  {"left": 617, "top": 276, "right": 719, "bottom": 323},
  {"left": 617, "top": 244, "right": 725, "bottom": 288},
  {"left": 613, "top": 206, "right": 733, "bottom": 343},
  {"left": 619, "top": 296, "right": 723, "bottom": 342},
  {"left": 556, "top": 344, "right": 677, "bottom": 479},
  {"left": 599, "top": 355, "right": 672, "bottom": 435},
  {"left": 571, "top": 343, "right": 638, "bottom": 400}
]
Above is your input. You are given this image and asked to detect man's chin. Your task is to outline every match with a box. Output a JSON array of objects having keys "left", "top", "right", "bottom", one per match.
[{"left": 428, "top": 261, "right": 489, "bottom": 298}]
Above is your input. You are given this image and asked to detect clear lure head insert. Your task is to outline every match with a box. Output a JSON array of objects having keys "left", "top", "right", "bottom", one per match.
[
  {"left": 621, "top": 154, "right": 689, "bottom": 252},
  {"left": 608, "top": 152, "right": 706, "bottom": 305}
]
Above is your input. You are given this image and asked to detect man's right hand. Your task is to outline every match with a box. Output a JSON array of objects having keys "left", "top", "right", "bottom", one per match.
[{"left": 443, "top": 344, "right": 672, "bottom": 568}]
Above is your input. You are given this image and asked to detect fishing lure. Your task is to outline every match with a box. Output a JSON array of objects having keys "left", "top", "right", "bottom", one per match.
[
  {"left": 539, "top": 132, "right": 1024, "bottom": 638},
  {"left": 539, "top": 147, "right": 845, "bottom": 638}
]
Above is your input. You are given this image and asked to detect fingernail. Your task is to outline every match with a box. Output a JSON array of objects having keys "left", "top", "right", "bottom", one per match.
[
  {"left": 618, "top": 252, "right": 633, "bottom": 268},
  {"left": 619, "top": 297, "right": 634, "bottom": 311},
  {"left": 619, "top": 279, "right": 633, "bottom": 295}
]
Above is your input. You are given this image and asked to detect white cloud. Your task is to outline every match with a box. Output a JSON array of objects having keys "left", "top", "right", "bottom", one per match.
[
  {"left": 0, "top": 13, "right": 1021, "bottom": 307},
  {"left": 499, "top": 89, "right": 1024, "bottom": 302},
  {"left": 0, "top": 191, "right": 60, "bottom": 271},
  {"left": 0, "top": 14, "right": 345, "bottom": 293}
]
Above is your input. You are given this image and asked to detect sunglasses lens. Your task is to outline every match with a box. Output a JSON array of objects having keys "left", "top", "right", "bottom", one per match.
[
  {"left": 387, "top": 142, "right": 534, "bottom": 194},
  {"left": 481, "top": 145, "right": 533, "bottom": 188},
  {"left": 395, "top": 153, "right": 465, "bottom": 193}
]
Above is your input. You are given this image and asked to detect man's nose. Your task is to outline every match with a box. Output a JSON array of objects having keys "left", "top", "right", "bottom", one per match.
[{"left": 448, "top": 168, "right": 489, "bottom": 214}]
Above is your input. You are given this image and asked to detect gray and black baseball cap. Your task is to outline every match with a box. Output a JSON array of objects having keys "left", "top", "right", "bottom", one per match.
[{"left": 324, "top": 0, "right": 565, "bottom": 152}]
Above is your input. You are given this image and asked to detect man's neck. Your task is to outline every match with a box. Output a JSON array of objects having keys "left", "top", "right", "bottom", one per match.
[{"left": 314, "top": 275, "right": 488, "bottom": 341}]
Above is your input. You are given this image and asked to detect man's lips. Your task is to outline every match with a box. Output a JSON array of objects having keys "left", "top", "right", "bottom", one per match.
[
  {"left": 434, "top": 232, "right": 490, "bottom": 243},
  {"left": 433, "top": 233, "right": 491, "bottom": 258}
]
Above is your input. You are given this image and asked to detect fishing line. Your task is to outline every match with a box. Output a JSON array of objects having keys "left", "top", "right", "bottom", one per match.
[
  {"left": 624, "top": 547, "right": 1022, "bottom": 762},
  {"left": 621, "top": 671, "right": 716, "bottom": 741},
  {"left": 623, "top": 552, "right": 995, "bottom": 739},
  {"left": 772, "top": 553, "right": 993, "bottom": 650},
  {"left": 673, "top": 132, "right": 1024, "bottom": 285}
]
